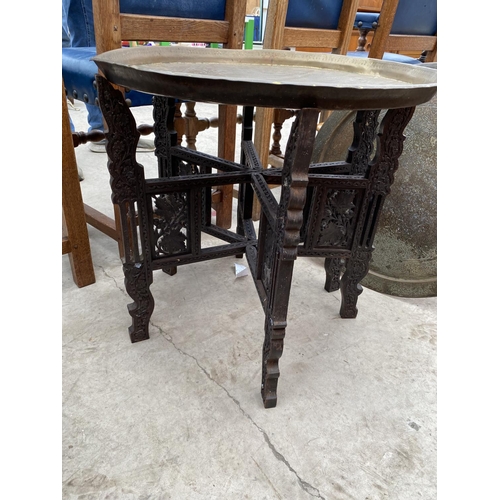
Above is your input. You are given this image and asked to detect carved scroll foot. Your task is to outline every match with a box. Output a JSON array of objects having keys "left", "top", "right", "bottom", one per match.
[
  {"left": 324, "top": 257, "right": 345, "bottom": 292},
  {"left": 339, "top": 250, "right": 371, "bottom": 318},
  {"left": 261, "top": 317, "right": 286, "bottom": 408},
  {"left": 124, "top": 262, "right": 154, "bottom": 343}
]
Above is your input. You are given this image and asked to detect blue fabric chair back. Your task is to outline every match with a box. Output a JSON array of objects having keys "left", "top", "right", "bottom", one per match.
[
  {"left": 285, "top": 0, "right": 344, "bottom": 30},
  {"left": 391, "top": 0, "right": 437, "bottom": 36},
  {"left": 120, "top": 0, "right": 226, "bottom": 20}
]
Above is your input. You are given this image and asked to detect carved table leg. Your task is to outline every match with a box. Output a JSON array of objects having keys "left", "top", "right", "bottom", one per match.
[
  {"left": 322, "top": 110, "right": 380, "bottom": 296},
  {"left": 123, "top": 260, "right": 155, "bottom": 342},
  {"left": 96, "top": 75, "right": 155, "bottom": 342},
  {"left": 324, "top": 257, "right": 344, "bottom": 292},
  {"left": 339, "top": 249, "right": 372, "bottom": 318},
  {"left": 153, "top": 96, "right": 180, "bottom": 276},
  {"left": 339, "top": 107, "right": 415, "bottom": 318},
  {"left": 261, "top": 108, "right": 320, "bottom": 408}
]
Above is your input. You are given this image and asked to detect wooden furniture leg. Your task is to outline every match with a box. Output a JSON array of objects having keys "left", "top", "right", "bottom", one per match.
[
  {"left": 252, "top": 106, "right": 275, "bottom": 222},
  {"left": 338, "top": 107, "right": 415, "bottom": 317},
  {"left": 62, "top": 81, "right": 96, "bottom": 288},
  {"left": 259, "top": 108, "right": 320, "bottom": 408},
  {"left": 324, "top": 257, "right": 344, "bottom": 291},
  {"left": 216, "top": 104, "right": 238, "bottom": 228},
  {"left": 268, "top": 109, "right": 297, "bottom": 165},
  {"left": 97, "top": 76, "right": 154, "bottom": 342}
]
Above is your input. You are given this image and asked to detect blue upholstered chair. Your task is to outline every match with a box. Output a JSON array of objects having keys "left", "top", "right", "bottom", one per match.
[
  {"left": 350, "top": 0, "right": 437, "bottom": 64},
  {"left": 62, "top": 47, "right": 154, "bottom": 110},
  {"left": 62, "top": 1, "right": 234, "bottom": 108},
  {"left": 62, "top": 0, "right": 247, "bottom": 250}
]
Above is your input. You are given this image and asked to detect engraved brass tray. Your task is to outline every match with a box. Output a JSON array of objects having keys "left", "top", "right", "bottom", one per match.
[{"left": 93, "top": 45, "right": 437, "bottom": 110}]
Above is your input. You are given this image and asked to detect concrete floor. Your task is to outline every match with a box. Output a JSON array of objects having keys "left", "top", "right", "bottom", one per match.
[{"left": 62, "top": 99, "right": 437, "bottom": 500}]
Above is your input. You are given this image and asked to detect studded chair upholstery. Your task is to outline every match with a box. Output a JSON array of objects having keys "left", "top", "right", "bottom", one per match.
[{"left": 62, "top": 0, "right": 247, "bottom": 254}]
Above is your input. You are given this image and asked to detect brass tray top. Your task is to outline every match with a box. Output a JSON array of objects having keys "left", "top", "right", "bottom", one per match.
[{"left": 93, "top": 46, "right": 437, "bottom": 110}]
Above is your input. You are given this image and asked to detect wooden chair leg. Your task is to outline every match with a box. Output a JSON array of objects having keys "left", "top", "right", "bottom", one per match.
[
  {"left": 62, "top": 81, "right": 95, "bottom": 287},
  {"left": 252, "top": 106, "right": 275, "bottom": 220},
  {"left": 269, "top": 108, "right": 297, "bottom": 165},
  {"left": 215, "top": 103, "right": 238, "bottom": 229},
  {"left": 184, "top": 101, "right": 199, "bottom": 150}
]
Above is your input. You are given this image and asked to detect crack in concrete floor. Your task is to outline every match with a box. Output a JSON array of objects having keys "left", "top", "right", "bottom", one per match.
[
  {"left": 152, "top": 320, "right": 327, "bottom": 500},
  {"left": 99, "top": 261, "right": 328, "bottom": 499},
  {"left": 100, "top": 259, "right": 431, "bottom": 500}
]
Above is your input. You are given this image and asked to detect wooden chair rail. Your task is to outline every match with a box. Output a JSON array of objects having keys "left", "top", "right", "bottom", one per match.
[
  {"left": 385, "top": 34, "right": 436, "bottom": 52},
  {"left": 120, "top": 15, "right": 230, "bottom": 44},
  {"left": 83, "top": 204, "right": 120, "bottom": 241},
  {"left": 62, "top": 236, "right": 71, "bottom": 255},
  {"left": 283, "top": 28, "right": 342, "bottom": 49}
]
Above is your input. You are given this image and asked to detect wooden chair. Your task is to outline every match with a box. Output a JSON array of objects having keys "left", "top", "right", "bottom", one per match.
[
  {"left": 253, "top": 0, "right": 360, "bottom": 165},
  {"left": 260, "top": 0, "right": 436, "bottom": 185},
  {"left": 354, "top": 0, "right": 437, "bottom": 62},
  {"left": 252, "top": 0, "right": 360, "bottom": 218},
  {"left": 62, "top": 80, "right": 96, "bottom": 288},
  {"left": 62, "top": 0, "right": 247, "bottom": 249}
]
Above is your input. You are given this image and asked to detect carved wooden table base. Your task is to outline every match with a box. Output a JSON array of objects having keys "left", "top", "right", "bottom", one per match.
[{"left": 96, "top": 75, "right": 414, "bottom": 408}]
